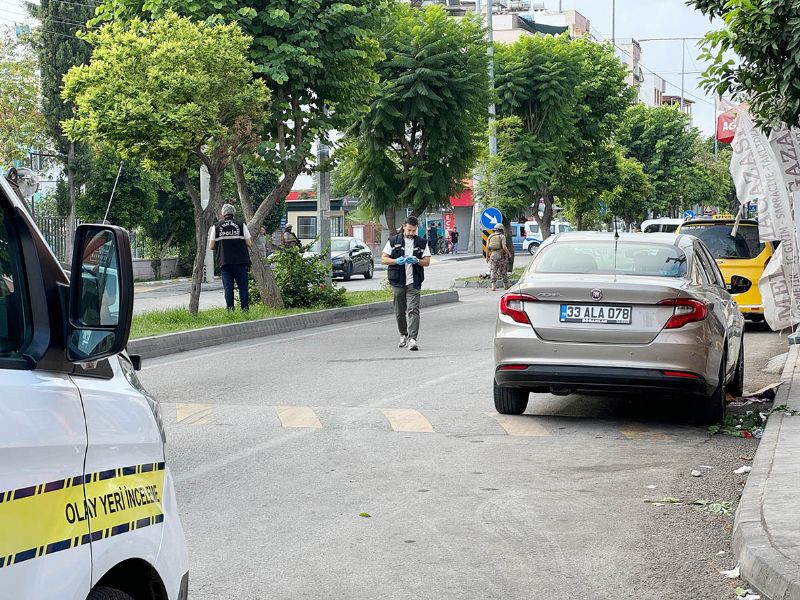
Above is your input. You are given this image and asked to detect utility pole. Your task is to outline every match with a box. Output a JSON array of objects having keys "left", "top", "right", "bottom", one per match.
[
  {"left": 487, "top": 0, "right": 497, "bottom": 157},
  {"left": 714, "top": 96, "right": 719, "bottom": 157},
  {"left": 611, "top": 0, "right": 615, "bottom": 47},
  {"left": 317, "top": 140, "right": 332, "bottom": 287},
  {"left": 680, "top": 39, "right": 685, "bottom": 114}
]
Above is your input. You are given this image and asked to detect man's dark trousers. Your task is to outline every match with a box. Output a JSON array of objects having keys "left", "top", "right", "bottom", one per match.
[{"left": 221, "top": 264, "right": 249, "bottom": 311}]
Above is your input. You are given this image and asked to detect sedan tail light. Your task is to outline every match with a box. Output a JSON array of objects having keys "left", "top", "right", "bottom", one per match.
[
  {"left": 658, "top": 298, "right": 708, "bottom": 329},
  {"left": 500, "top": 293, "right": 537, "bottom": 324}
]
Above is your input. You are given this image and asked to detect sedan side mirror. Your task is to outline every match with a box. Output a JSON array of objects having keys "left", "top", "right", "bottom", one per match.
[
  {"left": 66, "top": 224, "right": 134, "bottom": 363},
  {"left": 728, "top": 275, "right": 752, "bottom": 296}
]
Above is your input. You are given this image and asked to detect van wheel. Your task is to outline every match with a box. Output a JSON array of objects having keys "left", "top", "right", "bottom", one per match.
[
  {"left": 726, "top": 342, "right": 745, "bottom": 398},
  {"left": 494, "top": 380, "right": 529, "bottom": 415},
  {"left": 528, "top": 243, "right": 539, "bottom": 255},
  {"left": 87, "top": 587, "right": 135, "bottom": 600},
  {"left": 696, "top": 355, "right": 727, "bottom": 425}
]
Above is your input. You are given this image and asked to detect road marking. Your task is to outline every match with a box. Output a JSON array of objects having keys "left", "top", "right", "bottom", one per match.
[
  {"left": 176, "top": 403, "right": 213, "bottom": 425},
  {"left": 381, "top": 409, "right": 434, "bottom": 433},
  {"left": 487, "top": 413, "right": 551, "bottom": 437},
  {"left": 276, "top": 406, "right": 322, "bottom": 429},
  {"left": 620, "top": 424, "right": 673, "bottom": 441}
]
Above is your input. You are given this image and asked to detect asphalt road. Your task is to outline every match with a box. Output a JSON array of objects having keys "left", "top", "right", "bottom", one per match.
[{"left": 139, "top": 290, "right": 785, "bottom": 599}]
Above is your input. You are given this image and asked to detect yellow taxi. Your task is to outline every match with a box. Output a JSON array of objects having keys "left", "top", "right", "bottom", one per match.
[{"left": 677, "top": 215, "right": 774, "bottom": 323}]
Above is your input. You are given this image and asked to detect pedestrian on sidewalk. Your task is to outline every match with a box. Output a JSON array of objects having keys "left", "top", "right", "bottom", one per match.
[
  {"left": 450, "top": 227, "right": 459, "bottom": 254},
  {"left": 427, "top": 222, "right": 439, "bottom": 255},
  {"left": 209, "top": 203, "right": 252, "bottom": 311},
  {"left": 254, "top": 225, "right": 268, "bottom": 259},
  {"left": 486, "top": 223, "right": 511, "bottom": 291},
  {"left": 382, "top": 216, "right": 432, "bottom": 352}
]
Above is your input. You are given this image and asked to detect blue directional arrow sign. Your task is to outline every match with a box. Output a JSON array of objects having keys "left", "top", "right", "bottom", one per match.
[
  {"left": 684, "top": 209, "right": 695, "bottom": 219},
  {"left": 481, "top": 207, "right": 503, "bottom": 230}
]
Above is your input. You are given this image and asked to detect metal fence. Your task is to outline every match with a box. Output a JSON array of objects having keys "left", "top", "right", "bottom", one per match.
[{"left": 34, "top": 217, "right": 149, "bottom": 262}]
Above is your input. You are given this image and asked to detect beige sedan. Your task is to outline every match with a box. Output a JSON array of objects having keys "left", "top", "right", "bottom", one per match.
[{"left": 493, "top": 232, "right": 746, "bottom": 424}]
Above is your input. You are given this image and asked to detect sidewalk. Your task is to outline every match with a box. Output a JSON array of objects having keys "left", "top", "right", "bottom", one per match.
[{"left": 734, "top": 344, "right": 800, "bottom": 599}]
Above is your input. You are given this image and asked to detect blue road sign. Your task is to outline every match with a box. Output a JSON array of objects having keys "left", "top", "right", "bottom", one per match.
[
  {"left": 481, "top": 207, "right": 503, "bottom": 230},
  {"left": 684, "top": 209, "right": 695, "bottom": 219}
]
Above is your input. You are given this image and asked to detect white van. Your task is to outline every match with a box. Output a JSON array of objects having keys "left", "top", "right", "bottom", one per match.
[
  {"left": 0, "top": 174, "right": 188, "bottom": 599},
  {"left": 522, "top": 220, "right": 574, "bottom": 254},
  {"left": 641, "top": 218, "right": 684, "bottom": 233}
]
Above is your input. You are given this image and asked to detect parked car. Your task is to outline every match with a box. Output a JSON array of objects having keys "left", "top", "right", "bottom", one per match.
[
  {"left": 306, "top": 236, "right": 374, "bottom": 280},
  {"left": 522, "top": 220, "right": 574, "bottom": 254},
  {"left": 641, "top": 218, "right": 685, "bottom": 233},
  {"left": 493, "top": 231, "right": 746, "bottom": 424},
  {"left": 677, "top": 217, "right": 774, "bottom": 324}
]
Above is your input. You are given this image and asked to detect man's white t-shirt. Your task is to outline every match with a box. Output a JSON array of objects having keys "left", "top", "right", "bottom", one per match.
[{"left": 382, "top": 235, "right": 432, "bottom": 284}]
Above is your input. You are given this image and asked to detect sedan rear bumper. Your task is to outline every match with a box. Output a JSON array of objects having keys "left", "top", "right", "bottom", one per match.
[{"left": 494, "top": 364, "right": 711, "bottom": 395}]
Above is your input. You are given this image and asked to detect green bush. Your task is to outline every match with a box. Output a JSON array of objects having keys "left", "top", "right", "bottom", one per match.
[{"left": 249, "top": 245, "right": 347, "bottom": 309}]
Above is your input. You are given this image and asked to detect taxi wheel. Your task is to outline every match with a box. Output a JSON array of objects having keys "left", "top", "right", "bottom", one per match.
[
  {"left": 726, "top": 342, "right": 745, "bottom": 398},
  {"left": 696, "top": 354, "right": 727, "bottom": 426},
  {"left": 87, "top": 587, "right": 135, "bottom": 600},
  {"left": 494, "top": 380, "right": 529, "bottom": 415}
]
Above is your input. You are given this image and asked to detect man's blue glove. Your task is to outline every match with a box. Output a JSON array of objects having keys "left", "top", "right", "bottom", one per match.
[
  {"left": 406, "top": 256, "right": 419, "bottom": 265},
  {"left": 396, "top": 256, "right": 408, "bottom": 265}
]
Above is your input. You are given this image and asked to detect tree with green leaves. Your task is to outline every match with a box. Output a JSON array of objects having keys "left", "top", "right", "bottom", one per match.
[
  {"left": 62, "top": 12, "right": 269, "bottom": 314},
  {"left": 349, "top": 4, "right": 489, "bottom": 232},
  {"left": 26, "top": 0, "right": 96, "bottom": 261},
  {"left": 494, "top": 35, "right": 633, "bottom": 242},
  {"left": 0, "top": 30, "right": 46, "bottom": 167},
  {"left": 75, "top": 148, "right": 163, "bottom": 230},
  {"left": 94, "top": 0, "right": 386, "bottom": 306},
  {"left": 606, "top": 155, "right": 654, "bottom": 228},
  {"left": 691, "top": 0, "right": 800, "bottom": 128},
  {"left": 615, "top": 104, "right": 702, "bottom": 215}
]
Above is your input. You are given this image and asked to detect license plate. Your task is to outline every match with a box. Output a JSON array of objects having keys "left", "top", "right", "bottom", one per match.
[{"left": 560, "top": 304, "right": 632, "bottom": 325}]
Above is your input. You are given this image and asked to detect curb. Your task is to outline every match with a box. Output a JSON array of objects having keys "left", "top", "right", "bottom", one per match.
[
  {"left": 453, "top": 278, "right": 520, "bottom": 289},
  {"left": 733, "top": 344, "right": 800, "bottom": 599},
  {"left": 128, "top": 290, "right": 459, "bottom": 360}
]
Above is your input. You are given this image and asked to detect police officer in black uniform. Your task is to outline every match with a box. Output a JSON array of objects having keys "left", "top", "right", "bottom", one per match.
[{"left": 209, "top": 203, "right": 252, "bottom": 311}]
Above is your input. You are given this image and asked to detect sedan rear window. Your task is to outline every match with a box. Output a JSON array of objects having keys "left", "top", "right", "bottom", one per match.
[
  {"left": 533, "top": 241, "right": 688, "bottom": 277},
  {"left": 680, "top": 224, "right": 764, "bottom": 259}
]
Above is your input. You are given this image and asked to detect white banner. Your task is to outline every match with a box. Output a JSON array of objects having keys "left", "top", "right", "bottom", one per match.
[{"left": 730, "top": 112, "right": 800, "bottom": 329}]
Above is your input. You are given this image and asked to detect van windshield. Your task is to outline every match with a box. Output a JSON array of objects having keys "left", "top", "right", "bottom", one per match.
[{"left": 681, "top": 224, "right": 764, "bottom": 259}]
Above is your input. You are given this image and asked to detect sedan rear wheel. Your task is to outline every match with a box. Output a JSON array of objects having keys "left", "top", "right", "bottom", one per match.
[
  {"left": 493, "top": 380, "right": 529, "bottom": 415},
  {"left": 696, "top": 354, "right": 726, "bottom": 425},
  {"left": 726, "top": 341, "right": 745, "bottom": 398}
]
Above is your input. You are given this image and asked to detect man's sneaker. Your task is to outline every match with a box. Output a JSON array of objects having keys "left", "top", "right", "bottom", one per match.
[
  {"left": 399, "top": 335, "right": 408, "bottom": 348},
  {"left": 408, "top": 338, "right": 419, "bottom": 351}
]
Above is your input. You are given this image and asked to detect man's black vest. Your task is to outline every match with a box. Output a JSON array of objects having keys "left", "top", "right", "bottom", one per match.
[
  {"left": 387, "top": 233, "right": 426, "bottom": 289},
  {"left": 214, "top": 218, "right": 250, "bottom": 266}
]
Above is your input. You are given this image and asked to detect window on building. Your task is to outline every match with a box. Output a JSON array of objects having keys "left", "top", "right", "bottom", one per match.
[
  {"left": 331, "top": 216, "right": 344, "bottom": 237},
  {"left": 297, "top": 216, "right": 317, "bottom": 239}
]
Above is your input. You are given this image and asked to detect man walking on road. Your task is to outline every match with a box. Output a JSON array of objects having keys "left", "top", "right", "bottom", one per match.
[
  {"left": 382, "top": 216, "right": 432, "bottom": 351},
  {"left": 209, "top": 203, "right": 252, "bottom": 311},
  {"left": 486, "top": 223, "right": 511, "bottom": 291}
]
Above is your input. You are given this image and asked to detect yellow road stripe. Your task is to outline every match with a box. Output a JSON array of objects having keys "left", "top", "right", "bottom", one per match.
[
  {"left": 276, "top": 406, "right": 322, "bottom": 429},
  {"left": 620, "top": 424, "right": 673, "bottom": 441},
  {"left": 487, "top": 413, "right": 551, "bottom": 437},
  {"left": 381, "top": 409, "right": 434, "bottom": 433},
  {"left": 176, "top": 403, "right": 213, "bottom": 425}
]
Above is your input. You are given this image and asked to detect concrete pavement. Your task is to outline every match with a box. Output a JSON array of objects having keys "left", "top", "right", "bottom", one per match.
[
  {"left": 139, "top": 289, "right": 785, "bottom": 599},
  {"left": 734, "top": 343, "right": 800, "bottom": 599}
]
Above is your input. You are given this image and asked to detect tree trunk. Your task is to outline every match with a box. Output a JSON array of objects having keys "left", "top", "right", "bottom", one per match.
[
  {"left": 576, "top": 212, "right": 583, "bottom": 231},
  {"left": 233, "top": 160, "right": 285, "bottom": 309},
  {"left": 532, "top": 189, "right": 555, "bottom": 241},
  {"left": 503, "top": 215, "right": 515, "bottom": 272},
  {"left": 65, "top": 142, "right": 77, "bottom": 264},
  {"left": 384, "top": 206, "right": 397, "bottom": 235}
]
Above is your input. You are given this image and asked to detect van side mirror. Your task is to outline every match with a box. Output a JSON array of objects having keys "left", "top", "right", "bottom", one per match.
[
  {"left": 728, "top": 275, "right": 752, "bottom": 295},
  {"left": 66, "top": 224, "right": 134, "bottom": 363}
]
